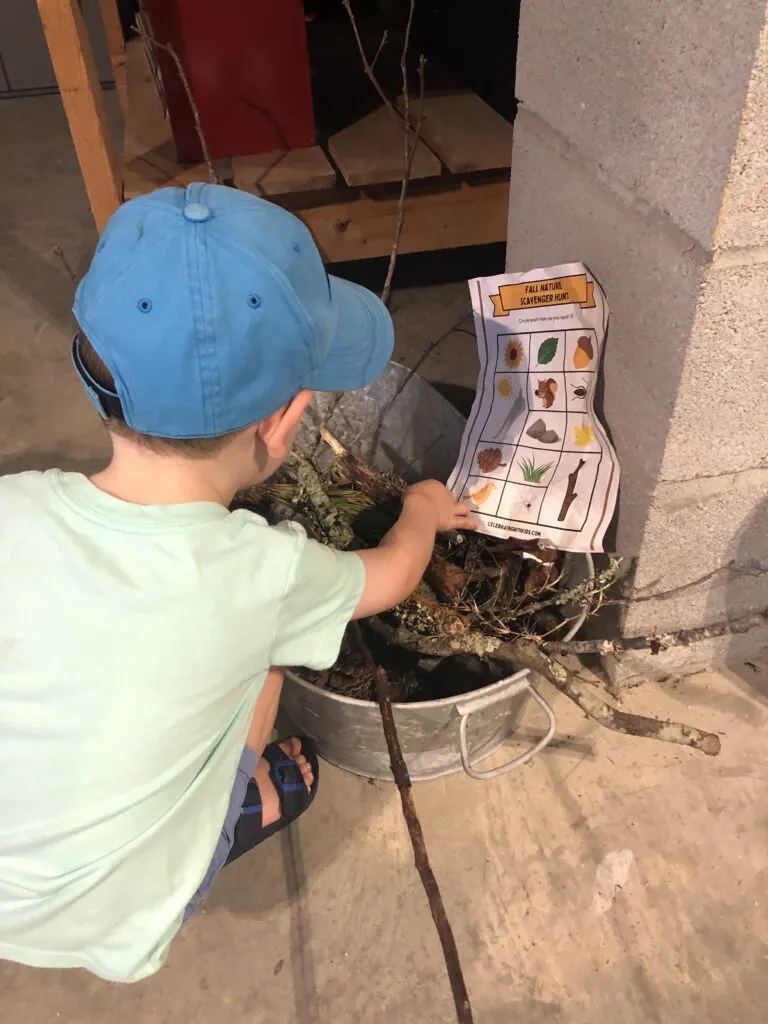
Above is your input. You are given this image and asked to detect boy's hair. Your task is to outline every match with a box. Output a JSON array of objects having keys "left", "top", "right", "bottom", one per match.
[{"left": 78, "top": 335, "right": 242, "bottom": 458}]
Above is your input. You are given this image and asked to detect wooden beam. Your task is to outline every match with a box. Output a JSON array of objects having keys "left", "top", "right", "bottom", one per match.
[
  {"left": 294, "top": 179, "right": 509, "bottom": 263},
  {"left": 96, "top": 0, "right": 127, "bottom": 114},
  {"left": 36, "top": 0, "right": 120, "bottom": 232}
]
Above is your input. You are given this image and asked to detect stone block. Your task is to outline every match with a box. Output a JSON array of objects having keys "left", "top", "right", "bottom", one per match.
[
  {"left": 506, "top": 108, "right": 705, "bottom": 555},
  {"left": 621, "top": 481, "right": 768, "bottom": 636},
  {"left": 716, "top": 16, "right": 768, "bottom": 250},
  {"left": 515, "top": 0, "right": 768, "bottom": 248},
  {"left": 660, "top": 260, "right": 768, "bottom": 479}
]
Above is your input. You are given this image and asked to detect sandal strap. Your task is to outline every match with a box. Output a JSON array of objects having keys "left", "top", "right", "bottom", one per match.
[
  {"left": 261, "top": 737, "right": 319, "bottom": 824},
  {"left": 224, "top": 738, "right": 319, "bottom": 865}
]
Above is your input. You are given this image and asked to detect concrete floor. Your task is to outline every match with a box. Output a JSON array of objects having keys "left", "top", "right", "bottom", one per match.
[{"left": 2, "top": 94, "right": 768, "bottom": 1024}]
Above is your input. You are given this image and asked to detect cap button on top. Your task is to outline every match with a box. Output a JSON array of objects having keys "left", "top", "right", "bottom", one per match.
[{"left": 183, "top": 202, "right": 211, "bottom": 223}]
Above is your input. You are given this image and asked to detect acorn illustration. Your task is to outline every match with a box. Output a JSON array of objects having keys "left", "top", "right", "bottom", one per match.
[{"left": 573, "top": 335, "right": 594, "bottom": 369}]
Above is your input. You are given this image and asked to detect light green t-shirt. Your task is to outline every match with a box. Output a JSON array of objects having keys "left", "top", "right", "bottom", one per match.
[{"left": 0, "top": 470, "right": 364, "bottom": 982}]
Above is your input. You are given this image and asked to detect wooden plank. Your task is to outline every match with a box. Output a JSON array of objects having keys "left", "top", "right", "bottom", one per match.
[
  {"left": 96, "top": 0, "right": 127, "bottom": 113},
  {"left": 328, "top": 105, "right": 442, "bottom": 187},
  {"left": 35, "top": 0, "right": 120, "bottom": 231},
  {"left": 123, "top": 38, "right": 210, "bottom": 199},
  {"left": 294, "top": 179, "right": 509, "bottom": 263},
  {"left": 233, "top": 147, "right": 336, "bottom": 197},
  {"left": 396, "top": 92, "right": 513, "bottom": 174}
]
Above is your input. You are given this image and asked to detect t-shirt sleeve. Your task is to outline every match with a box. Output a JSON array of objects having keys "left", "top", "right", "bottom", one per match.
[{"left": 270, "top": 522, "right": 365, "bottom": 670}]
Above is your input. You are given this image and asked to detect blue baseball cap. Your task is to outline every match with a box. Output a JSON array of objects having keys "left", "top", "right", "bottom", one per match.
[{"left": 72, "top": 183, "right": 394, "bottom": 438}]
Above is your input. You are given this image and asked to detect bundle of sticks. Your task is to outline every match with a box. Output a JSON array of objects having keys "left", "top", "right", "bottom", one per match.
[{"left": 236, "top": 428, "right": 721, "bottom": 758}]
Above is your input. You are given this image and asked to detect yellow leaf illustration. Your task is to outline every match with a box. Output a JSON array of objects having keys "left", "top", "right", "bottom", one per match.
[
  {"left": 497, "top": 377, "right": 513, "bottom": 398},
  {"left": 573, "top": 421, "right": 594, "bottom": 447}
]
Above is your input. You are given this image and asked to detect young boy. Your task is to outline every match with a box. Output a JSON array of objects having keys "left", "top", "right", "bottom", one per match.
[{"left": 0, "top": 184, "right": 473, "bottom": 983}]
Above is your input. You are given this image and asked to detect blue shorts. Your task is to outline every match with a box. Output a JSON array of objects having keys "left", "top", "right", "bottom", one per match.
[{"left": 184, "top": 745, "right": 258, "bottom": 920}]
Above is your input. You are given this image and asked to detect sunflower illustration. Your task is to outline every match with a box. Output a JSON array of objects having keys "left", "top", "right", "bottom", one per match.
[{"left": 503, "top": 338, "right": 524, "bottom": 369}]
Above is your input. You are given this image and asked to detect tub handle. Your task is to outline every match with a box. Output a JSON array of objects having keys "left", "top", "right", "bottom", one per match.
[{"left": 456, "top": 675, "right": 556, "bottom": 780}]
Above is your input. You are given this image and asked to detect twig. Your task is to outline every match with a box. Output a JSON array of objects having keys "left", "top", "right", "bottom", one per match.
[
  {"left": 500, "top": 640, "right": 722, "bottom": 757},
  {"left": 341, "top": 1, "right": 400, "bottom": 124},
  {"left": 612, "top": 560, "right": 768, "bottom": 606},
  {"left": 367, "top": 616, "right": 723, "bottom": 756},
  {"left": 351, "top": 623, "right": 474, "bottom": 1024},
  {"left": 380, "top": 51, "right": 426, "bottom": 306},
  {"left": 543, "top": 608, "right": 768, "bottom": 656},
  {"left": 350, "top": 309, "right": 473, "bottom": 452},
  {"left": 371, "top": 29, "right": 389, "bottom": 70},
  {"left": 286, "top": 451, "right": 354, "bottom": 548},
  {"left": 506, "top": 557, "right": 622, "bottom": 623},
  {"left": 135, "top": 12, "right": 220, "bottom": 184},
  {"left": 380, "top": 0, "right": 426, "bottom": 306},
  {"left": 51, "top": 246, "right": 78, "bottom": 285},
  {"left": 341, "top": 0, "right": 427, "bottom": 306}
]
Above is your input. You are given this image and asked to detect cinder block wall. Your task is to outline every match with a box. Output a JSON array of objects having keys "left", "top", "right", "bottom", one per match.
[{"left": 507, "top": 0, "right": 768, "bottom": 680}]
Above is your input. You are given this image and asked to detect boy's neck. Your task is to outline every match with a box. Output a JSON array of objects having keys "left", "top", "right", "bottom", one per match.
[{"left": 90, "top": 444, "right": 241, "bottom": 508}]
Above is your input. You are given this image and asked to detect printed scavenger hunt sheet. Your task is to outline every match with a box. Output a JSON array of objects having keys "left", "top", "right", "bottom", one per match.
[{"left": 447, "top": 263, "right": 619, "bottom": 552}]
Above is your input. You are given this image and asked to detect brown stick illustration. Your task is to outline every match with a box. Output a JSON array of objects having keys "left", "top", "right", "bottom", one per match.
[{"left": 558, "top": 458, "right": 585, "bottom": 521}]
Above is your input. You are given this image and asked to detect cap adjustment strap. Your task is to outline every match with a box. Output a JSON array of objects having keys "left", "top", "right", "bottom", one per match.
[{"left": 71, "top": 334, "right": 126, "bottom": 422}]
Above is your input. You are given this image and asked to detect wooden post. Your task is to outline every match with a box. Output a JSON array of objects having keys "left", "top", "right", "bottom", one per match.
[
  {"left": 96, "top": 0, "right": 127, "bottom": 114},
  {"left": 36, "top": 0, "right": 121, "bottom": 232}
]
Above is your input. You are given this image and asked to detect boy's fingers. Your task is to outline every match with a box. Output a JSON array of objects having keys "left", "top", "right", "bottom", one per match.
[{"left": 453, "top": 509, "right": 478, "bottom": 529}]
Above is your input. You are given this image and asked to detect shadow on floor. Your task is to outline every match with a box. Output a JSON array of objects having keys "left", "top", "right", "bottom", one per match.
[{"left": 0, "top": 450, "right": 106, "bottom": 477}]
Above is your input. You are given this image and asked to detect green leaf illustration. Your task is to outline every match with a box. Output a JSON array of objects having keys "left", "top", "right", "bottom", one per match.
[{"left": 537, "top": 337, "right": 559, "bottom": 365}]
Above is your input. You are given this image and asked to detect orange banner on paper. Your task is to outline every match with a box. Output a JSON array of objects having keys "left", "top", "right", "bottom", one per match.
[{"left": 489, "top": 273, "right": 595, "bottom": 316}]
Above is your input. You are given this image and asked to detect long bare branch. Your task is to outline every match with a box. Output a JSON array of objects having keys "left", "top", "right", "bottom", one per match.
[
  {"left": 351, "top": 624, "right": 475, "bottom": 1024},
  {"left": 500, "top": 640, "right": 722, "bottom": 757},
  {"left": 543, "top": 608, "right": 768, "bottom": 656},
  {"left": 610, "top": 560, "right": 768, "bottom": 606},
  {"left": 341, "top": 0, "right": 400, "bottom": 124},
  {"left": 135, "top": 12, "right": 220, "bottom": 184},
  {"left": 365, "top": 617, "right": 724, "bottom": 756},
  {"left": 381, "top": 50, "right": 427, "bottom": 305}
]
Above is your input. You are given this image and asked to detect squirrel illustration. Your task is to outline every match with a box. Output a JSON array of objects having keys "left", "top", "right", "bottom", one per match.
[{"left": 534, "top": 378, "right": 558, "bottom": 409}]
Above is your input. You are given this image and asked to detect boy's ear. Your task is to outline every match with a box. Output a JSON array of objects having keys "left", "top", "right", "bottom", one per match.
[{"left": 255, "top": 390, "right": 313, "bottom": 459}]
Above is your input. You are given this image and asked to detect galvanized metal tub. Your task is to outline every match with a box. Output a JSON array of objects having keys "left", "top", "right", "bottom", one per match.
[{"left": 281, "top": 363, "right": 557, "bottom": 782}]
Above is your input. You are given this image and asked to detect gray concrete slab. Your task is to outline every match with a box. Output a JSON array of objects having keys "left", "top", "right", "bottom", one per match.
[
  {"left": 2, "top": 666, "right": 767, "bottom": 1023},
  {"left": 515, "top": 0, "right": 768, "bottom": 250},
  {"left": 2, "top": 92, "right": 768, "bottom": 1024}
]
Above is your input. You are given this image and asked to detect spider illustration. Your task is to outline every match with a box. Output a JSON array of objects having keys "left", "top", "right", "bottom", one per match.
[
  {"left": 571, "top": 378, "right": 590, "bottom": 400},
  {"left": 509, "top": 495, "right": 536, "bottom": 517}
]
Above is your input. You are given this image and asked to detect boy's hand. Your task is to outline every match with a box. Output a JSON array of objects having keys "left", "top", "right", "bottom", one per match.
[
  {"left": 353, "top": 479, "right": 476, "bottom": 620},
  {"left": 404, "top": 480, "right": 477, "bottom": 533}
]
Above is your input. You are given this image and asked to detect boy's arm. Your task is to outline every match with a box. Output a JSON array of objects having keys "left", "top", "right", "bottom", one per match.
[{"left": 352, "top": 480, "right": 475, "bottom": 620}]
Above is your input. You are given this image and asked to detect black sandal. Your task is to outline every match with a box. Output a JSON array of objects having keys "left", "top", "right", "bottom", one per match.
[{"left": 224, "top": 737, "right": 319, "bottom": 864}]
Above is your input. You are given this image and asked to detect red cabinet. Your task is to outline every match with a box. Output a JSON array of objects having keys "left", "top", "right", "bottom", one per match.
[{"left": 142, "top": 0, "right": 316, "bottom": 162}]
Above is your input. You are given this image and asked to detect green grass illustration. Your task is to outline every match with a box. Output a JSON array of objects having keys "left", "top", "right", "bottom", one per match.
[{"left": 519, "top": 455, "right": 553, "bottom": 484}]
